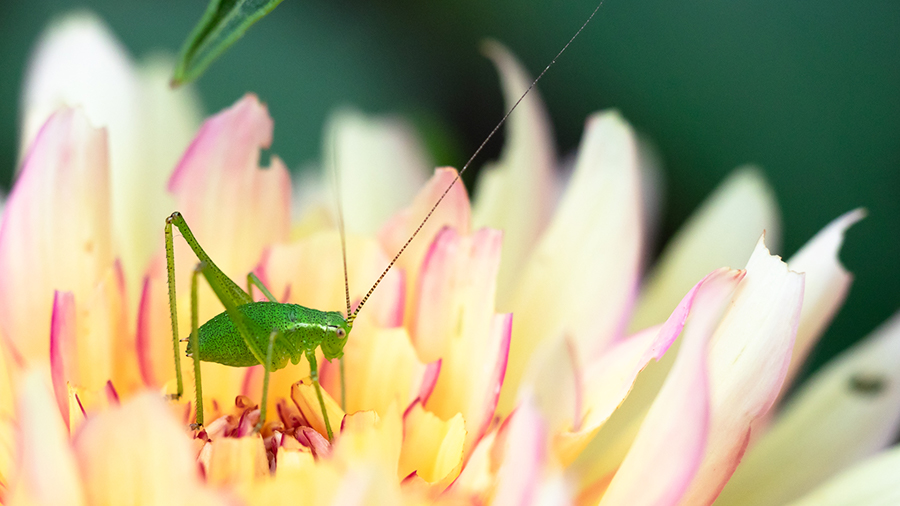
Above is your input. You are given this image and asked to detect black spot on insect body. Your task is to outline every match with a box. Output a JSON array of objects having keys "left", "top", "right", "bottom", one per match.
[{"left": 849, "top": 372, "right": 888, "bottom": 396}]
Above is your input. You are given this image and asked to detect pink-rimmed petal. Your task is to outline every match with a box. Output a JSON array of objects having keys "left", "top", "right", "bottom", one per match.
[
  {"left": 472, "top": 41, "right": 557, "bottom": 307},
  {"left": 167, "top": 93, "right": 289, "bottom": 272},
  {"left": 783, "top": 208, "right": 866, "bottom": 389},
  {"left": 50, "top": 291, "right": 76, "bottom": 428},
  {"left": 715, "top": 310, "right": 900, "bottom": 506},
  {"left": 537, "top": 269, "right": 737, "bottom": 465},
  {"left": 7, "top": 370, "right": 85, "bottom": 505},
  {"left": 379, "top": 168, "right": 472, "bottom": 329},
  {"left": 492, "top": 394, "right": 549, "bottom": 506},
  {"left": 598, "top": 268, "right": 744, "bottom": 506},
  {"left": 399, "top": 403, "right": 466, "bottom": 488},
  {"left": 20, "top": 14, "right": 202, "bottom": 301},
  {"left": 678, "top": 236, "right": 805, "bottom": 505},
  {"left": 414, "top": 227, "right": 510, "bottom": 454},
  {"left": 500, "top": 111, "right": 643, "bottom": 414},
  {"left": 0, "top": 109, "right": 112, "bottom": 363},
  {"left": 785, "top": 445, "right": 900, "bottom": 506},
  {"left": 141, "top": 94, "right": 291, "bottom": 407}
]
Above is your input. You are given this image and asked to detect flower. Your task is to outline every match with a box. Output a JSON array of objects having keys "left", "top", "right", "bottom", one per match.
[{"left": 2, "top": 12, "right": 900, "bottom": 506}]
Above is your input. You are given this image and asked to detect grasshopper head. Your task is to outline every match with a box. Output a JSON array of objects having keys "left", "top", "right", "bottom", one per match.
[{"left": 321, "top": 312, "right": 350, "bottom": 360}]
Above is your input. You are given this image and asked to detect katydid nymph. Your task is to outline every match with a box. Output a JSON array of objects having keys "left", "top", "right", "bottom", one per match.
[{"left": 165, "top": 2, "right": 604, "bottom": 441}]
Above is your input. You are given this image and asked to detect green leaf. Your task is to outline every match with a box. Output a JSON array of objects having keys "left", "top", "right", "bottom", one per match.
[{"left": 172, "top": 0, "right": 285, "bottom": 86}]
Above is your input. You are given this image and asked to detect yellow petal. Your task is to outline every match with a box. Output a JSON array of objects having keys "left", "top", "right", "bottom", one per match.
[
  {"left": 333, "top": 406, "right": 402, "bottom": 474},
  {"left": 290, "top": 378, "right": 344, "bottom": 440},
  {"left": 206, "top": 435, "right": 268, "bottom": 489},
  {"left": 399, "top": 403, "right": 466, "bottom": 487}
]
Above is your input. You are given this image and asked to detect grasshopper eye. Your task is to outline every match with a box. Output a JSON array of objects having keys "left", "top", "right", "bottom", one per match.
[{"left": 336, "top": 328, "right": 346, "bottom": 338}]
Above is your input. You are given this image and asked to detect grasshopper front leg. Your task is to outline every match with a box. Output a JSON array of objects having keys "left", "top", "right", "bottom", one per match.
[{"left": 306, "top": 349, "right": 334, "bottom": 441}]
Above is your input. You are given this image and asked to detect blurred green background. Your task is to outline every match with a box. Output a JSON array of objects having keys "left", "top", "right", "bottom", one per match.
[{"left": 0, "top": 0, "right": 898, "bottom": 379}]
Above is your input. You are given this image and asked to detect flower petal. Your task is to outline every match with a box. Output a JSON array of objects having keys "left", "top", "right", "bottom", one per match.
[
  {"left": 678, "top": 236, "right": 804, "bottom": 505},
  {"left": 492, "top": 394, "right": 549, "bottom": 506},
  {"left": 500, "top": 110, "right": 643, "bottom": 413},
  {"left": 141, "top": 94, "right": 291, "bottom": 407},
  {"left": 0, "top": 109, "right": 113, "bottom": 363},
  {"left": 206, "top": 435, "right": 268, "bottom": 489},
  {"left": 291, "top": 379, "right": 345, "bottom": 439},
  {"left": 72, "top": 392, "right": 221, "bottom": 505},
  {"left": 414, "top": 228, "right": 511, "bottom": 453},
  {"left": 325, "top": 108, "right": 431, "bottom": 236},
  {"left": 783, "top": 208, "right": 866, "bottom": 388},
  {"left": 50, "top": 291, "right": 77, "bottom": 428},
  {"left": 598, "top": 268, "right": 743, "bottom": 506},
  {"left": 379, "top": 168, "right": 471, "bottom": 329},
  {"left": 6, "top": 370, "right": 85, "bottom": 506},
  {"left": 20, "top": 14, "right": 201, "bottom": 295},
  {"left": 472, "top": 41, "right": 557, "bottom": 307},
  {"left": 715, "top": 310, "right": 900, "bottom": 506},
  {"left": 399, "top": 403, "right": 465, "bottom": 487},
  {"left": 629, "top": 167, "right": 780, "bottom": 330},
  {"left": 785, "top": 445, "right": 900, "bottom": 506},
  {"left": 540, "top": 269, "right": 740, "bottom": 465}
]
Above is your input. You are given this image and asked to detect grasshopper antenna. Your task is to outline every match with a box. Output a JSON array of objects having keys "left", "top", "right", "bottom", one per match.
[
  {"left": 348, "top": 1, "right": 604, "bottom": 325},
  {"left": 331, "top": 128, "right": 351, "bottom": 411},
  {"left": 331, "top": 130, "right": 353, "bottom": 321}
]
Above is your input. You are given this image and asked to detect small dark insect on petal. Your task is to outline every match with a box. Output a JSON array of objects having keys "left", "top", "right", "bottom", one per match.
[{"left": 849, "top": 372, "right": 888, "bottom": 396}]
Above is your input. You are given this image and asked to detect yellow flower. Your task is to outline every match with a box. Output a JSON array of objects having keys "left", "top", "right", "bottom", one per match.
[{"left": 2, "top": 12, "right": 899, "bottom": 506}]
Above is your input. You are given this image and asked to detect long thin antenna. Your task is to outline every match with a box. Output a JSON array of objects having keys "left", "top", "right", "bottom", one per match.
[
  {"left": 349, "top": 1, "right": 604, "bottom": 324},
  {"left": 331, "top": 130, "right": 352, "bottom": 320}
]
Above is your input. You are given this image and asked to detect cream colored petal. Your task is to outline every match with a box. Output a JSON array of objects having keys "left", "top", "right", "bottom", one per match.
[
  {"left": 20, "top": 12, "right": 138, "bottom": 164},
  {"left": 785, "top": 445, "right": 900, "bottom": 506},
  {"left": 73, "top": 392, "right": 221, "bottom": 506},
  {"left": 679, "top": 236, "right": 804, "bottom": 505},
  {"left": 714, "top": 310, "right": 900, "bottom": 506},
  {"left": 118, "top": 54, "right": 201, "bottom": 296},
  {"left": 19, "top": 14, "right": 201, "bottom": 299},
  {"left": 0, "top": 109, "right": 112, "bottom": 362},
  {"left": 472, "top": 41, "right": 557, "bottom": 308},
  {"left": 499, "top": 110, "right": 643, "bottom": 414},
  {"left": 630, "top": 167, "right": 780, "bottom": 330},
  {"left": 7, "top": 370, "right": 85, "bottom": 506},
  {"left": 399, "top": 403, "right": 466, "bottom": 487},
  {"left": 379, "top": 168, "right": 472, "bottom": 329},
  {"left": 598, "top": 269, "right": 743, "bottom": 506},
  {"left": 325, "top": 108, "right": 431, "bottom": 236},
  {"left": 572, "top": 169, "right": 781, "bottom": 486},
  {"left": 539, "top": 269, "right": 742, "bottom": 466},
  {"left": 782, "top": 209, "right": 865, "bottom": 389}
]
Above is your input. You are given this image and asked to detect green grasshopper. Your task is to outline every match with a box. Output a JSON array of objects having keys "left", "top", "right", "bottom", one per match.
[{"left": 165, "top": 2, "right": 603, "bottom": 441}]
